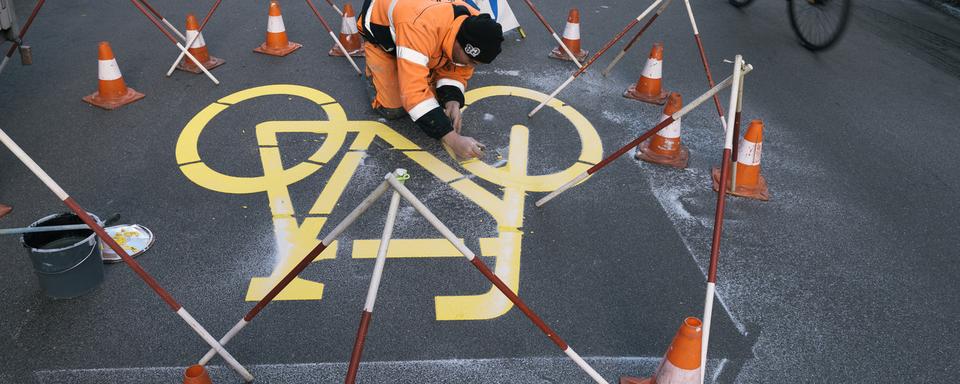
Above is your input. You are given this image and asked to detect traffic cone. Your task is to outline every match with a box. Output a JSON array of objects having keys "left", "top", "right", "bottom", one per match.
[
  {"left": 712, "top": 119, "right": 770, "bottom": 201},
  {"left": 329, "top": 3, "right": 365, "bottom": 57},
  {"left": 177, "top": 13, "right": 226, "bottom": 74},
  {"left": 621, "top": 317, "right": 703, "bottom": 384},
  {"left": 82, "top": 42, "right": 145, "bottom": 110},
  {"left": 548, "top": 8, "right": 588, "bottom": 62},
  {"left": 182, "top": 364, "right": 212, "bottom": 384},
  {"left": 624, "top": 43, "right": 669, "bottom": 105},
  {"left": 635, "top": 92, "right": 689, "bottom": 168},
  {"left": 254, "top": 0, "right": 302, "bottom": 57}
]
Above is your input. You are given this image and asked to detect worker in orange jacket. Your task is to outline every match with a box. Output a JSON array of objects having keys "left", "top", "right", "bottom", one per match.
[{"left": 358, "top": 0, "right": 504, "bottom": 160}]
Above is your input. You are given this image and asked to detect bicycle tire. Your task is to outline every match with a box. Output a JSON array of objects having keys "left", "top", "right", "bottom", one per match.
[
  {"left": 788, "top": 0, "right": 852, "bottom": 51},
  {"left": 729, "top": 0, "right": 755, "bottom": 8}
]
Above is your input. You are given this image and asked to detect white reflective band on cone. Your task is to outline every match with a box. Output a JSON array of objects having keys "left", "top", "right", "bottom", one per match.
[
  {"left": 641, "top": 58, "right": 662, "bottom": 79},
  {"left": 408, "top": 98, "right": 440, "bottom": 121},
  {"left": 267, "top": 15, "right": 286, "bottom": 33},
  {"left": 186, "top": 30, "right": 207, "bottom": 48},
  {"left": 658, "top": 114, "right": 682, "bottom": 139},
  {"left": 562, "top": 23, "right": 580, "bottom": 39},
  {"left": 657, "top": 359, "right": 702, "bottom": 383},
  {"left": 342, "top": 16, "right": 359, "bottom": 34},
  {"left": 98, "top": 59, "right": 122, "bottom": 81},
  {"left": 737, "top": 140, "right": 762, "bottom": 165}
]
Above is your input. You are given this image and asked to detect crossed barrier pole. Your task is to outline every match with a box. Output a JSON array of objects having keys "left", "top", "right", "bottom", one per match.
[
  {"left": 535, "top": 61, "right": 754, "bottom": 208},
  {"left": 129, "top": 0, "right": 220, "bottom": 85},
  {"left": 700, "top": 55, "right": 746, "bottom": 384},
  {"left": 165, "top": 0, "right": 224, "bottom": 77},
  {"left": 0, "top": 127, "right": 254, "bottom": 382},
  {"left": 197, "top": 169, "right": 610, "bottom": 384}
]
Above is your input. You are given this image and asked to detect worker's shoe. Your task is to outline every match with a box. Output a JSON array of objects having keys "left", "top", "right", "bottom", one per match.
[{"left": 0, "top": 204, "right": 12, "bottom": 219}]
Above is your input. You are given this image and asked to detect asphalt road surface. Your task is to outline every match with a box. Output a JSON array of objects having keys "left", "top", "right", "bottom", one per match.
[{"left": 1, "top": 0, "right": 958, "bottom": 383}]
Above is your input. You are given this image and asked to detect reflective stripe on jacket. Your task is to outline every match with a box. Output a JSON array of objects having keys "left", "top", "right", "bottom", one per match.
[{"left": 359, "top": 0, "right": 478, "bottom": 139}]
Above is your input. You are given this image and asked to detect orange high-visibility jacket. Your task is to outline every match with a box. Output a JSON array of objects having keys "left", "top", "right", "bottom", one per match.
[{"left": 358, "top": 0, "right": 479, "bottom": 139}]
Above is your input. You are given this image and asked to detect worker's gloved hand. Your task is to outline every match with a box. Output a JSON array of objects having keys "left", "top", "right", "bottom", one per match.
[
  {"left": 442, "top": 131, "right": 484, "bottom": 160},
  {"left": 444, "top": 101, "right": 463, "bottom": 134}
]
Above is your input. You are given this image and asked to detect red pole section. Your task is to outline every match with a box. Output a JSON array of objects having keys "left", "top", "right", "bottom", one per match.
[
  {"left": 600, "top": 0, "right": 674, "bottom": 77},
  {"left": 345, "top": 187, "right": 403, "bottom": 384},
  {"left": 517, "top": 0, "right": 583, "bottom": 66},
  {"left": 136, "top": 0, "right": 187, "bottom": 41},
  {"left": 683, "top": 0, "right": 726, "bottom": 130},
  {"left": 0, "top": 127, "right": 253, "bottom": 382},
  {"left": 700, "top": 56, "right": 746, "bottom": 384},
  {"left": 305, "top": 0, "right": 336, "bottom": 33},
  {"left": 3, "top": 0, "right": 46, "bottom": 58},
  {"left": 130, "top": 0, "right": 180, "bottom": 44},
  {"left": 199, "top": 0, "right": 224, "bottom": 31},
  {"left": 197, "top": 178, "right": 394, "bottom": 365},
  {"left": 325, "top": 0, "right": 344, "bottom": 16}
]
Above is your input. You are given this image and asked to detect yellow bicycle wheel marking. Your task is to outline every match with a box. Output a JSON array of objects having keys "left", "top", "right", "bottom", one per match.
[{"left": 176, "top": 84, "right": 602, "bottom": 320}]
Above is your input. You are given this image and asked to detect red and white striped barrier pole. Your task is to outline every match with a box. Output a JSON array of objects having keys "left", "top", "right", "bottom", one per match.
[
  {"left": 528, "top": 0, "right": 664, "bottom": 117},
  {"left": 383, "top": 175, "right": 610, "bottom": 384},
  {"left": 197, "top": 173, "right": 398, "bottom": 365},
  {"left": 518, "top": 0, "right": 583, "bottom": 67},
  {"left": 305, "top": 0, "right": 363, "bottom": 76},
  {"left": 344, "top": 186, "right": 403, "bottom": 384},
  {"left": 600, "top": 0, "right": 673, "bottom": 77},
  {"left": 165, "top": 0, "right": 224, "bottom": 77},
  {"left": 700, "top": 55, "right": 746, "bottom": 384},
  {"left": 0, "top": 0, "right": 46, "bottom": 76},
  {"left": 535, "top": 63, "right": 753, "bottom": 208},
  {"left": 129, "top": 0, "right": 220, "bottom": 85},
  {"left": 0, "top": 128, "right": 254, "bottom": 382},
  {"left": 136, "top": 0, "right": 188, "bottom": 41},
  {"left": 325, "top": 0, "right": 344, "bottom": 16},
  {"left": 683, "top": 0, "right": 728, "bottom": 132}
]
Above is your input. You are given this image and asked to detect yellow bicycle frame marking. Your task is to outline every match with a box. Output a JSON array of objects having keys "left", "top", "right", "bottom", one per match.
[{"left": 175, "top": 84, "right": 601, "bottom": 320}]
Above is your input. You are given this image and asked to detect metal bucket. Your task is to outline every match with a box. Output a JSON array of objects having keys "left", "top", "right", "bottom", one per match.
[{"left": 21, "top": 212, "right": 104, "bottom": 299}]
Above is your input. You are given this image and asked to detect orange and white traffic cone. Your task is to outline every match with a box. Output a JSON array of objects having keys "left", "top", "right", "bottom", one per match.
[
  {"left": 548, "top": 8, "right": 588, "bottom": 63},
  {"left": 712, "top": 119, "right": 770, "bottom": 201},
  {"left": 624, "top": 42, "right": 670, "bottom": 105},
  {"left": 254, "top": 0, "right": 302, "bottom": 57},
  {"left": 635, "top": 92, "right": 689, "bottom": 168},
  {"left": 329, "top": 3, "right": 365, "bottom": 57},
  {"left": 177, "top": 13, "right": 225, "bottom": 74},
  {"left": 182, "top": 364, "right": 212, "bottom": 384},
  {"left": 621, "top": 317, "right": 703, "bottom": 384},
  {"left": 82, "top": 42, "right": 145, "bottom": 110}
]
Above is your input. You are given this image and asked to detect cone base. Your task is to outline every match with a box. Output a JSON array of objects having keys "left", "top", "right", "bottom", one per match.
[
  {"left": 254, "top": 41, "right": 302, "bottom": 57},
  {"left": 624, "top": 84, "right": 669, "bottom": 105},
  {"left": 183, "top": 364, "right": 212, "bottom": 384},
  {"left": 711, "top": 167, "right": 770, "bottom": 201},
  {"left": 619, "top": 377, "right": 652, "bottom": 384},
  {"left": 177, "top": 55, "right": 226, "bottom": 74},
  {"left": 548, "top": 47, "right": 588, "bottom": 63},
  {"left": 329, "top": 44, "right": 365, "bottom": 57},
  {"left": 82, "top": 87, "right": 145, "bottom": 110},
  {"left": 635, "top": 140, "right": 689, "bottom": 169}
]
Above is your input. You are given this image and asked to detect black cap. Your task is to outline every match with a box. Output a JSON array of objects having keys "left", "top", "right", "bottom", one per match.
[{"left": 456, "top": 14, "right": 504, "bottom": 64}]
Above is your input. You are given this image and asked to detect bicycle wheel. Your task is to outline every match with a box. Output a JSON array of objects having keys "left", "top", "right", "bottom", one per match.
[
  {"left": 729, "top": 0, "right": 755, "bottom": 8},
  {"left": 788, "top": 0, "right": 852, "bottom": 51}
]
